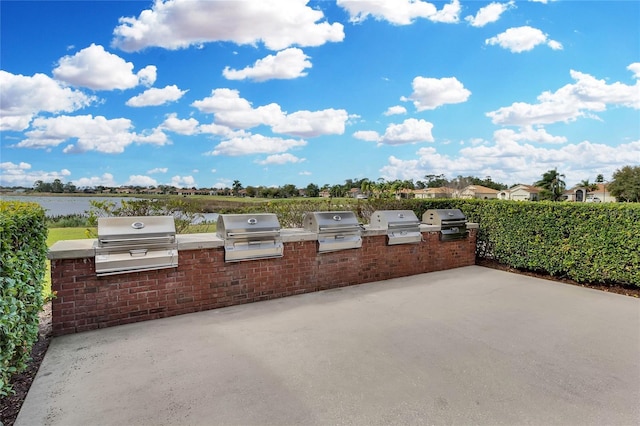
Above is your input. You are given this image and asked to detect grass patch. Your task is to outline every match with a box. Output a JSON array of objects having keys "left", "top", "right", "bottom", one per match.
[
  {"left": 45, "top": 227, "right": 91, "bottom": 297},
  {"left": 47, "top": 227, "right": 92, "bottom": 246}
]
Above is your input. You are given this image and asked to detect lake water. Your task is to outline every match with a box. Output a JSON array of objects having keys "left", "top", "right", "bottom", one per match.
[{"left": 0, "top": 195, "right": 218, "bottom": 222}]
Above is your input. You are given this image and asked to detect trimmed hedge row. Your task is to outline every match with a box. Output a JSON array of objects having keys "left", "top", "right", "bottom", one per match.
[
  {"left": 411, "top": 199, "right": 639, "bottom": 286},
  {"left": 241, "top": 198, "right": 639, "bottom": 286},
  {"left": 0, "top": 201, "right": 48, "bottom": 396}
]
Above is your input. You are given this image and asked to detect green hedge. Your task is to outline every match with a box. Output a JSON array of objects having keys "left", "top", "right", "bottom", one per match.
[
  {"left": 0, "top": 201, "right": 48, "bottom": 396},
  {"left": 468, "top": 201, "right": 639, "bottom": 286},
  {"left": 409, "top": 199, "right": 639, "bottom": 286}
]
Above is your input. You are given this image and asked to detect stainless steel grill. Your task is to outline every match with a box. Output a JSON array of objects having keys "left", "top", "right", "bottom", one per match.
[
  {"left": 303, "top": 211, "right": 362, "bottom": 253},
  {"left": 370, "top": 210, "right": 422, "bottom": 245},
  {"left": 217, "top": 213, "right": 283, "bottom": 262},
  {"left": 95, "top": 216, "right": 178, "bottom": 276},
  {"left": 422, "top": 209, "right": 468, "bottom": 241}
]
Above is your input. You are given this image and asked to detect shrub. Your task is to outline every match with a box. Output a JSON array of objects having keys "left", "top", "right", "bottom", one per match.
[
  {"left": 0, "top": 201, "right": 48, "bottom": 396},
  {"left": 471, "top": 201, "right": 640, "bottom": 285},
  {"left": 46, "top": 213, "right": 88, "bottom": 228},
  {"left": 86, "top": 198, "right": 208, "bottom": 235}
]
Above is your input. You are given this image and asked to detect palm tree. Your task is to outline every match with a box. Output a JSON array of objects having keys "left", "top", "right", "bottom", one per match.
[
  {"left": 535, "top": 169, "right": 566, "bottom": 201},
  {"left": 232, "top": 180, "right": 243, "bottom": 197},
  {"left": 360, "top": 179, "right": 372, "bottom": 198},
  {"left": 579, "top": 179, "right": 598, "bottom": 192}
]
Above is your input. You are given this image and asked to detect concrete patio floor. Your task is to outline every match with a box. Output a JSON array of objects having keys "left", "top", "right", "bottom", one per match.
[{"left": 16, "top": 266, "right": 640, "bottom": 425}]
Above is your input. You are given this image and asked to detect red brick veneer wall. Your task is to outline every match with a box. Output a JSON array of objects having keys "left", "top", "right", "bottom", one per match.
[{"left": 51, "top": 230, "right": 476, "bottom": 335}]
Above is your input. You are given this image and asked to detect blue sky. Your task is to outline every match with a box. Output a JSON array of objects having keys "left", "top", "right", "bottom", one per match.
[{"left": 1, "top": 0, "right": 638, "bottom": 190}]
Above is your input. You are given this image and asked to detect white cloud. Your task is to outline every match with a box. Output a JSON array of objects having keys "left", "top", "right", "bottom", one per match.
[
  {"left": 125, "top": 175, "right": 158, "bottom": 186},
  {"left": 256, "top": 153, "right": 306, "bottom": 165},
  {"left": 198, "top": 122, "right": 242, "bottom": 137},
  {"left": 223, "top": 48, "right": 312, "bottom": 82},
  {"left": 0, "top": 161, "right": 72, "bottom": 187},
  {"left": 379, "top": 137, "right": 640, "bottom": 187},
  {"left": 485, "top": 26, "right": 562, "bottom": 53},
  {"left": 431, "top": 0, "right": 461, "bottom": 23},
  {"left": 380, "top": 118, "right": 434, "bottom": 145},
  {"left": 465, "top": 1, "right": 514, "bottom": 27},
  {"left": 487, "top": 67, "right": 640, "bottom": 126},
  {"left": 159, "top": 113, "right": 200, "bottom": 135},
  {"left": 148, "top": 167, "right": 168, "bottom": 174},
  {"left": 16, "top": 115, "right": 135, "bottom": 153},
  {"left": 14, "top": 114, "right": 167, "bottom": 153},
  {"left": 271, "top": 109, "right": 349, "bottom": 137},
  {"left": 53, "top": 44, "right": 157, "bottom": 90},
  {"left": 170, "top": 175, "right": 196, "bottom": 188},
  {"left": 338, "top": 0, "right": 460, "bottom": 25},
  {"left": 112, "top": 0, "right": 344, "bottom": 52},
  {"left": 299, "top": 171, "right": 312, "bottom": 176},
  {"left": 353, "top": 130, "right": 382, "bottom": 142},
  {"left": 126, "top": 85, "right": 187, "bottom": 107},
  {"left": 192, "top": 88, "right": 349, "bottom": 137},
  {"left": 74, "top": 173, "right": 118, "bottom": 188},
  {"left": 494, "top": 126, "right": 567, "bottom": 144},
  {"left": 384, "top": 105, "right": 407, "bottom": 116},
  {"left": 0, "top": 71, "right": 94, "bottom": 131},
  {"left": 134, "top": 128, "right": 170, "bottom": 146},
  {"left": 401, "top": 76, "right": 471, "bottom": 111},
  {"left": 628, "top": 62, "right": 640, "bottom": 79},
  {"left": 356, "top": 119, "right": 434, "bottom": 145},
  {"left": 206, "top": 133, "right": 307, "bottom": 156},
  {"left": 192, "top": 88, "right": 283, "bottom": 129}
]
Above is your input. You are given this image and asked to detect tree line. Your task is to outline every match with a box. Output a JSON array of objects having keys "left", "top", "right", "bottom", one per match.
[{"left": 8, "top": 166, "right": 639, "bottom": 202}]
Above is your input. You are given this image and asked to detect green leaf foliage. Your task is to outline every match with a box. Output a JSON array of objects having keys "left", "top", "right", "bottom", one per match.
[{"left": 0, "top": 201, "right": 48, "bottom": 396}]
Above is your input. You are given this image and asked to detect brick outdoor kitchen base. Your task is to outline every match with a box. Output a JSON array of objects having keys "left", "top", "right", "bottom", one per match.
[{"left": 49, "top": 226, "right": 477, "bottom": 336}]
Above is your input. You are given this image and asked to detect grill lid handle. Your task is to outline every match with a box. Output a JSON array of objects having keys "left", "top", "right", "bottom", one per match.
[{"left": 129, "top": 248, "right": 148, "bottom": 257}]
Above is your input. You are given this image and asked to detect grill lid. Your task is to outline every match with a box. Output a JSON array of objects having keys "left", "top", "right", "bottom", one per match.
[
  {"left": 303, "top": 211, "right": 361, "bottom": 233},
  {"left": 217, "top": 213, "right": 281, "bottom": 238},
  {"left": 97, "top": 216, "right": 176, "bottom": 245},
  {"left": 370, "top": 210, "right": 420, "bottom": 229},
  {"left": 422, "top": 209, "right": 466, "bottom": 226}
]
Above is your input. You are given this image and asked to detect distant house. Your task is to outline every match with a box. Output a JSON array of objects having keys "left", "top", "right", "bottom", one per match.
[
  {"left": 458, "top": 185, "right": 499, "bottom": 199},
  {"left": 115, "top": 187, "right": 134, "bottom": 194},
  {"left": 319, "top": 190, "right": 331, "bottom": 198},
  {"left": 174, "top": 188, "right": 197, "bottom": 196},
  {"left": 500, "top": 185, "right": 543, "bottom": 201},
  {"left": 395, "top": 188, "right": 414, "bottom": 199},
  {"left": 348, "top": 188, "right": 362, "bottom": 198},
  {"left": 413, "top": 187, "right": 450, "bottom": 199},
  {"left": 565, "top": 183, "right": 616, "bottom": 203}
]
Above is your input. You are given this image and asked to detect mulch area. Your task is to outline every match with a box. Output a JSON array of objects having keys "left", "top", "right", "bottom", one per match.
[{"left": 1, "top": 265, "right": 638, "bottom": 425}]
